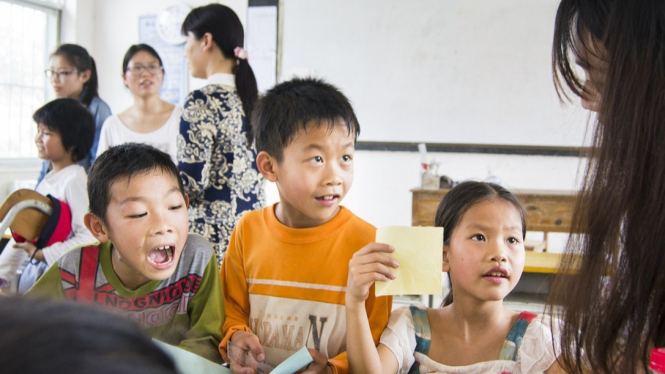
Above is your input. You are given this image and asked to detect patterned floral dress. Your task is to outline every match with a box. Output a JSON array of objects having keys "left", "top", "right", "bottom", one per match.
[{"left": 177, "top": 73, "right": 264, "bottom": 265}]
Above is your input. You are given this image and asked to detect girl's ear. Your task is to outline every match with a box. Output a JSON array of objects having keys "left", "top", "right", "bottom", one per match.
[
  {"left": 442, "top": 245, "right": 450, "bottom": 272},
  {"left": 79, "top": 69, "right": 91, "bottom": 84},
  {"left": 201, "top": 32, "right": 215, "bottom": 52},
  {"left": 84, "top": 212, "right": 110, "bottom": 243},
  {"left": 256, "top": 151, "right": 278, "bottom": 182}
]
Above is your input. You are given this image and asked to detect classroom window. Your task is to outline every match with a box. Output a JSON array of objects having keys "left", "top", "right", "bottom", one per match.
[{"left": 0, "top": 0, "right": 60, "bottom": 159}]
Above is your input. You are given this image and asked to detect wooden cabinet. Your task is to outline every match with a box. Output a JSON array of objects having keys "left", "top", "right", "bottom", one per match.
[{"left": 411, "top": 188, "right": 577, "bottom": 232}]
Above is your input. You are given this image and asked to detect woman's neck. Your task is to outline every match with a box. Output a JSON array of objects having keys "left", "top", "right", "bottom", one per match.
[
  {"left": 204, "top": 53, "right": 235, "bottom": 78},
  {"left": 119, "top": 95, "right": 174, "bottom": 133},
  {"left": 130, "top": 94, "right": 168, "bottom": 114}
]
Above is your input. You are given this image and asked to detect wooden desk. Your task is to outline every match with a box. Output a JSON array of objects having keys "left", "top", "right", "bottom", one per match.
[{"left": 411, "top": 188, "right": 578, "bottom": 273}]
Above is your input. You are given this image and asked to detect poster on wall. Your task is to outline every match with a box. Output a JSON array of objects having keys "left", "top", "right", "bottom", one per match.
[
  {"left": 247, "top": 5, "right": 278, "bottom": 93},
  {"left": 138, "top": 15, "right": 187, "bottom": 105}
]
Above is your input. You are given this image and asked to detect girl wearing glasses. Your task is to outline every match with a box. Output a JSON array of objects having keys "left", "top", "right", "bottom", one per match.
[
  {"left": 95, "top": 44, "right": 181, "bottom": 163},
  {"left": 178, "top": 3, "right": 265, "bottom": 265},
  {"left": 40, "top": 44, "right": 111, "bottom": 182}
]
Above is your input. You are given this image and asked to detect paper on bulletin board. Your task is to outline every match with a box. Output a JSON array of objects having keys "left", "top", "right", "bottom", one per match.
[
  {"left": 138, "top": 15, "right": 188, "bottom": 105},
  {"left": 247, "top": 6, "right": 278, "bottom": 93},
  {"left": 375, "top": 226, "right": 443, "bottom": 296}
]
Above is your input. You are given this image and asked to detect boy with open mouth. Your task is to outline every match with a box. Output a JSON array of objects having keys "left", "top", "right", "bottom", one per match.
[{"left": 28, "top": 143, "right": 224, "bottom": 364}]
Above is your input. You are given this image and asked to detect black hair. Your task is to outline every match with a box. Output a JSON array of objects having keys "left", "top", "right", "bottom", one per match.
[
  {"left": 52, "top": 44, "right": 100, "bottom": 107},
  {"left": 88, "top": 143, "right": 184, "bottom": 223},
  {"left": 33, "top": 98, "right": 95, "bottom": 163},
  {"left": 434, "top": 181, "right": 526, "bottom": 306},
  {"left": 550, "top": 0, "right": 665, "bottom": 372},
  {"left": 252, "top": 78, "right": 360, "bottom": 162},
  {"left": 122, "top": 44, "right": 164, "bottom": 75},
  {"left": 0, "top": 297, "right": 177, "bottom": 374},
  {"left": 181, "top": 3, "right": 258, "bottom": 142}
]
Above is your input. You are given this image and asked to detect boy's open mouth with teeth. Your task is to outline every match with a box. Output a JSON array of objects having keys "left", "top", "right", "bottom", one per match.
[{"left": 147, "top": 245, "right": 175, "bottom": 267}]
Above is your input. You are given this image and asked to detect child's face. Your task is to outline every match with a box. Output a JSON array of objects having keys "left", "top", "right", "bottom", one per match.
[
  {"left": 48, "top": 55, "right": 89, "bottom": 99},
  {"left": 443, "top": 199, "right": 525, "bottom": 303},
  {"left": 271, "top": 122, "right": 355, "bottom": 228},
  {"left": 34, "top": 122, "right": 70, "bottom": 164},
  {"left": 101, "top": 169, "right": 189, "bottom": 290},
  {"left": 123, "top": 51, "right": 164, "bottom": 98}
]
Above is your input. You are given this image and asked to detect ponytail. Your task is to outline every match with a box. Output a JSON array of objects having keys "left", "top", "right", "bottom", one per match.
[
  {"left": 182, "top": 4, "right": 259, "bottom": 144},
  {"left": 80, "top": 56, "right": 100, "bottom": 107},
  {"left": 234, "top": 59, "right": 259, "bottom": 143}
]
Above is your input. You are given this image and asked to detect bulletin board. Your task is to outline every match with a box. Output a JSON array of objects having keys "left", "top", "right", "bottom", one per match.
[
  {"left": 247, "top": 0, "right": 279, "bottom": 93},
  {"left": 281, "top": 0, "right": 590, "bottom": 149},
  {"left": 138, "top": 15, "right": 188, "bottom": 105}
]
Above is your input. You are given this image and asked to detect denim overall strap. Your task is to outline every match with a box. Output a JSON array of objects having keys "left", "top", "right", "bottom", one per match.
[
  {"left": 408, "top": 305, "right": 432, "bottom": 374},
  {"left": 498, "top": 311, "right": 538, "bottom": 361}
]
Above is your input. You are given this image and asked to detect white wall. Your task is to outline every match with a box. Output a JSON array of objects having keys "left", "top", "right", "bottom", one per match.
[{"left": 2, "top": 1, "right": 590, "bottom": 233}]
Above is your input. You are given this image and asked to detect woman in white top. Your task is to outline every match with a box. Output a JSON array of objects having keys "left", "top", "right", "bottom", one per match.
[{"left": 96, "top": 44, "right": 181, "bottom": 162}]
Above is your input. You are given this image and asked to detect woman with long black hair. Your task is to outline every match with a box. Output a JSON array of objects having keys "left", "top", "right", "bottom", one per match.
[{"left": 549, "top": 0, "right": 665, "bottom": 372}]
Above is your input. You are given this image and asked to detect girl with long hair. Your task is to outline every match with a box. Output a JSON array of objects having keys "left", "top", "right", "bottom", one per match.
[
  {"left": 549, "top": 0, "right": 665, "bottom": 372},
  {"left": 40, "top": 44, "right": 111, "bottom": 181}
]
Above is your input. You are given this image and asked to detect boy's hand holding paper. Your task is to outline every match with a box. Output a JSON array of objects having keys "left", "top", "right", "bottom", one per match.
[
  {"left": 375, "top": 226, "right": 443, "bottom": 296},
  {"left": 227, "top": 340, "right": 314, "bottom": 374}
]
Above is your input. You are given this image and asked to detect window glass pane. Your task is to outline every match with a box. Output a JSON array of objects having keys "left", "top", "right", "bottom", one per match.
[{"left": 0, "top": 0, "right": 56, "bottom": 158}]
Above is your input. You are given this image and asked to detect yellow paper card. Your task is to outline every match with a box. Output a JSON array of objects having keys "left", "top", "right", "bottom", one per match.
[{"left": 375, "top": 226, "right": 443, "bottom": 296}]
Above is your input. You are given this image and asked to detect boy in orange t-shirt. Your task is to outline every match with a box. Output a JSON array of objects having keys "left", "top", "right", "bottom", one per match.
[{"left": 220, "top": 78, "right": 392, "bottom": 374}]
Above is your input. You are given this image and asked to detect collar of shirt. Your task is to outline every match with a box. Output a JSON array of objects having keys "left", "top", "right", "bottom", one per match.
[{"left": 206, "top": 73, "right": 236, "bottom": 87}]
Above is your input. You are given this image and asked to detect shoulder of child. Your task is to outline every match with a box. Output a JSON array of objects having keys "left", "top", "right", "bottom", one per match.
[
  {"left": 339, "top": 206, "right": 376, "bottom": 230},
  {"left": 89, "top": 96, "right": 111, "bottom": 116},
  {"left": 56, "top": 243, "right": 96, "bottom": 266},
  {"left": 182, "top": 234, "right": 214, "bottom": 257},
  {"left": 379, "top": 304, "right": 428, "bottom": 372},
  {"left": 175, "top": 234, "right": 216, "bottom": 269},
  {"left": 517, "top": 314, "right": 561, "bottom": 372}
]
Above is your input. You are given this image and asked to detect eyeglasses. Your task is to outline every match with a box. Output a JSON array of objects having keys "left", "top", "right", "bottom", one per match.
[
  {"left": 126, "top": 65, "right": 163, "bottom": 76},
  {"left": 44, "top": 69, "right": 78, "bottom": 80}
]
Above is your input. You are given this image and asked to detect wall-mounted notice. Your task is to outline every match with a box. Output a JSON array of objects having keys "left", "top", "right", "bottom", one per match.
[
  {"left": 138, "top": 15, "right": 187, "bottom": 105},
  {"left": 247, "top": 1, "right": 278, "bottom": 93}
]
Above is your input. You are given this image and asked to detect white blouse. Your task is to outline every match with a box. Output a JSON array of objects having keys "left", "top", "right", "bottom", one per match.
[{"left": 96, "top": 105, "right": 182, "bottom": 163}]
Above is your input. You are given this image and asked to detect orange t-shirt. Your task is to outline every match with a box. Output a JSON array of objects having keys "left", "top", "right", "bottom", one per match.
[{"left": 220, "top": 204, "right": 392, "bottom": 373}]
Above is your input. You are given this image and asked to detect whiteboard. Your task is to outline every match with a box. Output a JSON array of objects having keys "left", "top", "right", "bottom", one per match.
[{"left": 281, "top": 0, "right": 590, "bottom": 147}]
